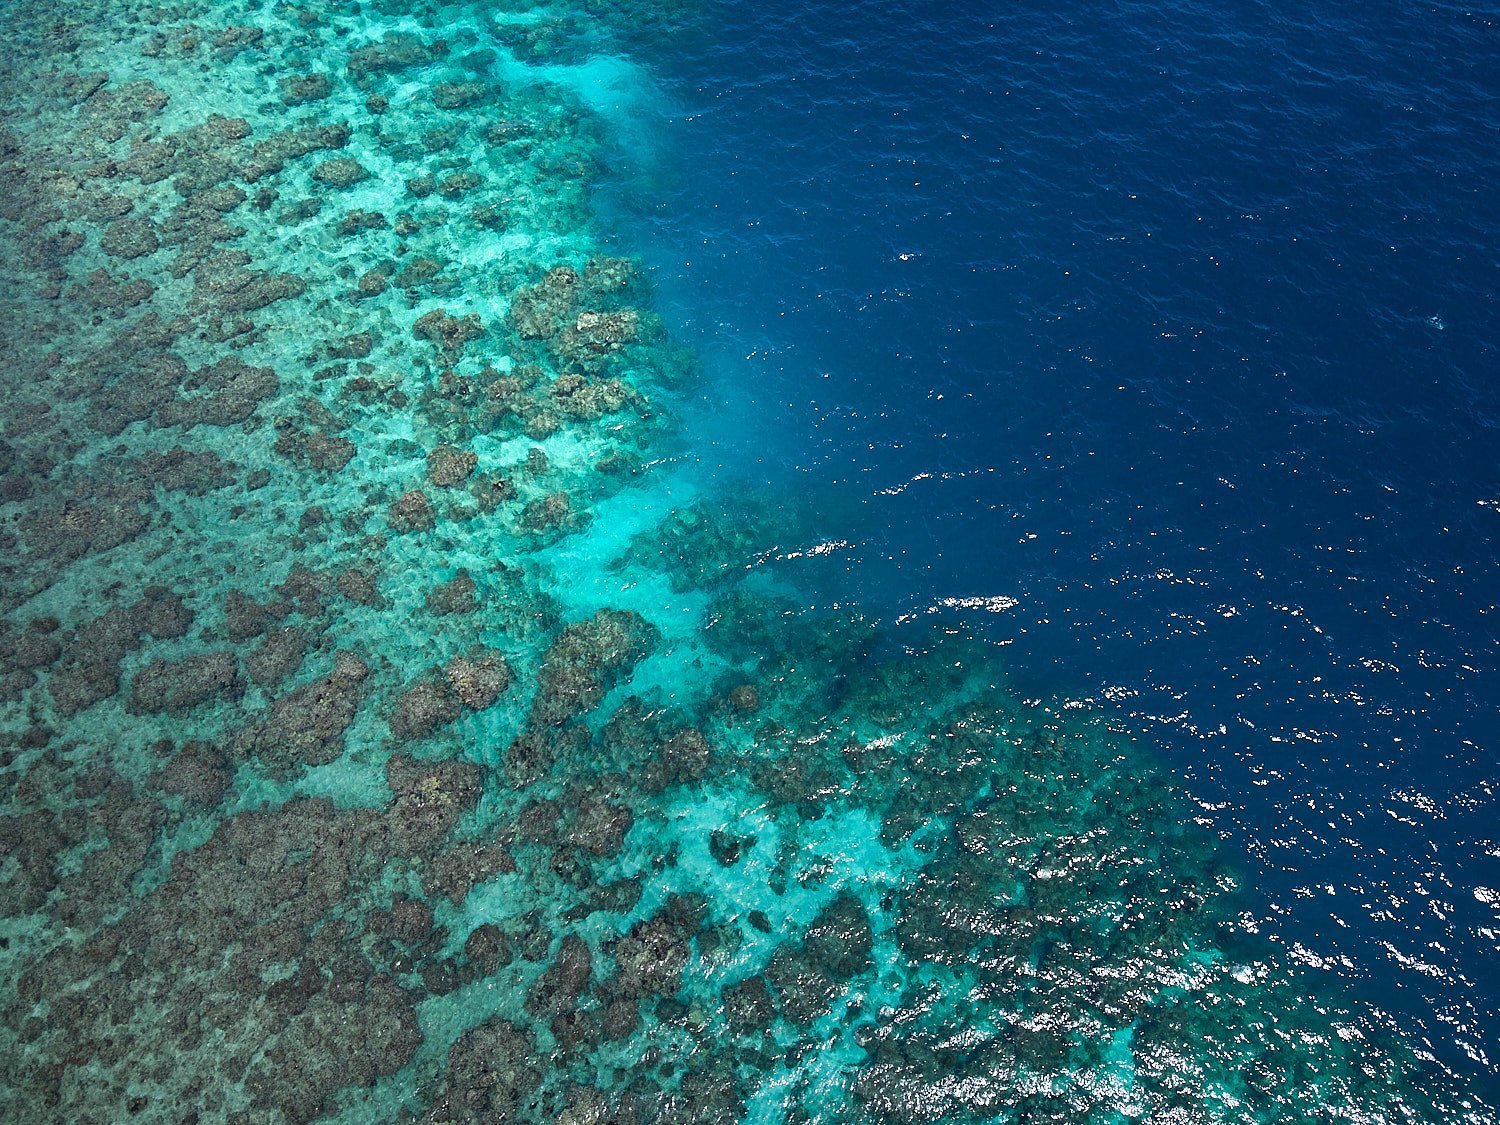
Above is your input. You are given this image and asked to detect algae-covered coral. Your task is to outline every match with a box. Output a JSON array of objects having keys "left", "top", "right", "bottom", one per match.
[{"left": 0, "top": 0, "right": 1493, "bottom": 1122}]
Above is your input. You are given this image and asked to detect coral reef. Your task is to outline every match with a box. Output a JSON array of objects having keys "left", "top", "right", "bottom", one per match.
[{"left": 0, "top": 0, "right": 1490, "bottom": 1122}]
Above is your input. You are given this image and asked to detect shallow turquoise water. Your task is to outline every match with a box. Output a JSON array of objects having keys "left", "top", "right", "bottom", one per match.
[{"left": 0, "top": 0, "right": 1494, "bottom": 1121}]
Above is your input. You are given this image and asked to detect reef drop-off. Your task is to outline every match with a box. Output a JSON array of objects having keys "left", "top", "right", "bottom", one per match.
[{"left": 0, "top": 0, "right": 1493, "bottom": 1122}]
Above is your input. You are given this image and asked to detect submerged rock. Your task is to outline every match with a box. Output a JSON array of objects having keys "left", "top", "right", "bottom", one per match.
[
  {"left": 244, "top": 123, "right": 350, "bottom": 182},
  {"left": 509, "top": 265, "right": 580, "bottom": 339},
  {"left": 348, "top": 33, "right": 445, "bottom": 85},
  {"left": 244, "top": 625, "right": 309, "bottom": 687},
  {"left": 723, "top": 974, "right": 775, "bottom": 1032},
  {"left": 428, "top": 843, "right": 516, "bottom": 907},
  {"left": 280, "top": 73, "right": 331, "bottom": 105},
  {"left": 422, "top": 1018, "right": 541, "bottom": 1123},
  {"left": 275, "top": 427, "right": 355, "bottom": 472},
  {"left": 708, "top": 827, "right": 753, "bottom": 867},
  {"left": 431, "top": 80, "right": 490, "bottom": 109},
  {"left": 438, "top": 171, "right": 482, "bottom": 198},
  {"left": 44, "top": 605, "right": 162, "bottom": 716},
  {"left": 100, "top": 217, "right": 159, "bottom": 259},
  {"left": 388, "top": 488, "right": 436, "bottom": 533},
  {"left": 426, "top": 444, "right": 477, "bottom": 486},
  {"left": 520, "top": 490, "right": 574, "bottom": 532},
  {"left": 413, "top": 308, "right": 484, "bottom": 354},
  {"left": 571, "top": 308, "right": 639, "bottom": 352},
  {"left": 235, "top": 654, "right": 368, "bottom": 774},
  {"left": 444, "top": 648, "right": 511, "bottom": 710},
  {"left": 355, "top": 267, "right": 389, "bottom": 296},
  {"left": 167, "top": 356, "right": 280, "bottom": 426},
  {"left": 389, "top": 677, "right": 461, "bottom": 742},
  {"left": 385, "top": 755, "right": 481, "bottom": 852},
  {"left": 469, "top": 472, "right": 516, "bottom": 512},
  {"left": 127, "top": 651, "right": 242, "bottom": 715},
  {"left": 529, "top": 609, "right": 657, "bottom": 728},
  {"left": 425, "top": 571, "right": 478, "bottom": 616},
  {"left": 804, "top": 891, "right": 874, "bottom": 979},
  {"left": 2, "top": 7, "right": 1480, "bottom": 1124},
  {"left": 156, "top": 740, "right": 233, "bottom": 806},
  {"left": 765, "top": 946, "right": 839, "bottom": 1028},
  {"left": 567, "top": 795, "right": 632, "bottom": 858},
  {"left": 608, "top": 901, "right": 696, "bottom": 1001},
  {"left": 48, "top": 660, "right": 120, "bottom": 716},
  {"left": 212, "top": 25, "right": 263, "bottom": 53},
  {"left": 526, "top": 933, "right": 592, "bottom": 1018},
  {"left": 223, "top": 588, "right": 290, "bottom": 642},
  {"left": 134, "top": 446, "right": 235, "bottom": 494},
  {"left": 311, "top": 157, "right": 368, "bottom": 188}
]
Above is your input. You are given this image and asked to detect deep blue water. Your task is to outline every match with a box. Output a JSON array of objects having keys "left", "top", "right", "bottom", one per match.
[{"left": 612, "top": 0, "right": 1500, "bottom": 1080}]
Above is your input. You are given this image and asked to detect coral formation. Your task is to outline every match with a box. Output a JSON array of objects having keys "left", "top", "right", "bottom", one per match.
[{"left": 0, "top": 0, "right": 1490, "bottom": 1122}]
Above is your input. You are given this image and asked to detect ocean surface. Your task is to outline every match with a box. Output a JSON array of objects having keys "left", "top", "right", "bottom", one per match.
[
  {"left": 610, "top": 0, "right": 1500, "bottom": 1080},
  {"left": 0, "top": 0, "right": 1496, "bottom": 1120}
]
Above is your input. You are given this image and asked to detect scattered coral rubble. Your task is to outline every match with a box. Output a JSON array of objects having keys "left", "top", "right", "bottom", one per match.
[{"left": 0, "top": 0, "right": 1491, "bottom": 1122}]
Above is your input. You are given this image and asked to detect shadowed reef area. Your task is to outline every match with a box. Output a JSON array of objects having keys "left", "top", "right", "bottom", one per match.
[{"left": 0, "top": 0, "right": 1494, "bottom": 1121}]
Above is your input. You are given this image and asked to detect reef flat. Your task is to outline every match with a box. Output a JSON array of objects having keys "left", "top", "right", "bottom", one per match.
[{"left": 0, "top": 0, "right": 1493, "bottom": 1122}]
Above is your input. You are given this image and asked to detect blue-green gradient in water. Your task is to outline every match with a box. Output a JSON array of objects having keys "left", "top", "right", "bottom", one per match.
[
  {"left": 613, "top": 0, "right": 1500, "bottom": 1084},
  {"left": 0, "top": 0, "right": 1495, "bottom": 1120}
]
